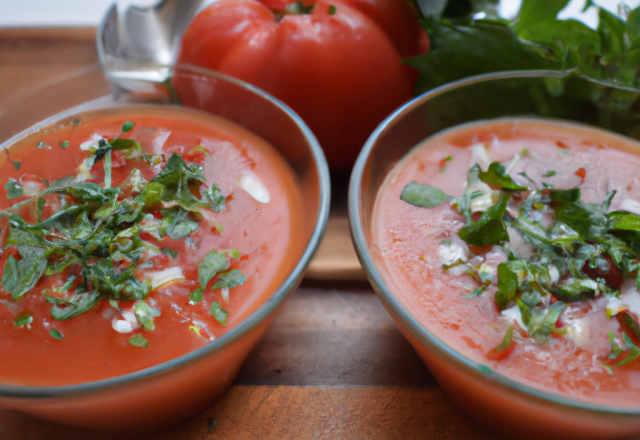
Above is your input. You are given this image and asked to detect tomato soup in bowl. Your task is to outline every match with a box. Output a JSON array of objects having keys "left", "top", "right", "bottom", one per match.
[
  {"left": 0, "top": 66, "right": 329, "bottom": 432},
  {"left": 349, "top": 71, "right": 640, "bottom": 439}
]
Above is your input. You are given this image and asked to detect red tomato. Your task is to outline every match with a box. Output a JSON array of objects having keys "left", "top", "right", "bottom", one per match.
[{"left": 177, "top": 0, "right": 426, "bottom": 171}]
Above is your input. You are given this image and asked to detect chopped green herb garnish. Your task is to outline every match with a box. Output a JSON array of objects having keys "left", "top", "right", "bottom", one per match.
[
  {"left": 49, "top": 329, "right": 63, "bottom": 340},
  {"left": 478, "top": 162, "right": 528, "bottom": 191},
  {"left": 400, "top": 181, "right": 452, "bottom": 208},
  {"left": 134, "top": 300, "right": 160, "bottom": 331},
  {"left": 401, "top": 155, "right": 640, "bottom": 369},
  {"left": 542, "top": 170, "right": 556, "bottom": 177},
  {"left": 0, "top": 121, "right": 247, "bottom": 340},
  {"left": 328, "top": 4, "right": 336, "bottom": 14},
  {"left": 128, "top": 334, "right": 148, "bottom": 348},
  {"left": 162, "top": 247, "right": 178, "bottom": 258},
  {"left": 494, "top": 326, "right": 514, "bottom": 352},
  {"left": 189, "top": 249, "right": 245, "bottom": 303},
  {"left": 61, "top": 141, "right": 69, "bottom": 149},
  {"left": 463, "top": 286, "right": 486, "bottom": 299},
  {"left": 5, "top": 178, "right": 22, "bottom": 198},
  {"left": 5, "top": 150, "right": 21, "bottom": 170},
  {"left": 458, "top": 193, "right": 510, "bottom": 246},
  {"left": 210, "top": 301, "right": 229, "bottom": 325},
  {"left": 14, "top": 314, "right": 33, "bottom": 327}
]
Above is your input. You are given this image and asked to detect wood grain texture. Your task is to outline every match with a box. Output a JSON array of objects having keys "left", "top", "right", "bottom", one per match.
[
  {"left": 0, "top": 27, "right": 99, "bottom": 100},
  {"left": 1, "top": 386, "right": 495, "bottom": 440},
  {"left": 0, "top": 287, "right": 494, "bottom": 439}
]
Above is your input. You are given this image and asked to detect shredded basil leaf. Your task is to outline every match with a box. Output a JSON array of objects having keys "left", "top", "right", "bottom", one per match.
[
  {"left": 400, "top": 181, "right": 452, "bottom": 208},
  {"left": 128, "top": 334, "right": 148, "bottom": 348},
  {"left": 210, "top": 301, "right": 229, "bottom": 325}
]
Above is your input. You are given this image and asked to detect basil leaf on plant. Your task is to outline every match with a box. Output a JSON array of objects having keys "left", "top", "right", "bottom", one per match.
[
  {"left": 515, "top": 0, "right": 571, "bottom": 32},
  {"left": 128, "top": 334, "right": 148, "bottom": 348},
  {"left": 210, "top": 301, "right": 229, "bottom": 325},
  {"left": 458, "top": 193, "right": 511, "bottom": 246},
  {"left": 400, "top": 181, "right": 452, "bottom": 208},
  {"left": 406, "top": 17, "right": 555, "bottom": 94},
  {"left": 478, "top": 162, "right": 528, "bottom": 190},
  {"left": 5, "top": 178, "right": 22, "bottom": 198}
]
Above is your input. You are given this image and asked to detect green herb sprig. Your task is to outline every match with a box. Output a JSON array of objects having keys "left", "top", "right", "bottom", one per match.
[
  {"left": 1, "top": 122, "right": 247, "bottom": 345},
  {"left": 402, "top": 158, "right": 640, "bottom": 368}
]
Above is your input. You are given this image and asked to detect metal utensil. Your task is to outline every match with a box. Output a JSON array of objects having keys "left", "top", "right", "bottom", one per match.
[{"left": 97, "top": 0, "right": 203, "bottom": 95}]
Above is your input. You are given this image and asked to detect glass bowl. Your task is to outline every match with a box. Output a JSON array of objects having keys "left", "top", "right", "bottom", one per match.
[
  {"left": 349, "top": 70, "right": 640, "bottom": 440},
  {"left": 0, "top": 64, "right": 330, "bottom": 433}
]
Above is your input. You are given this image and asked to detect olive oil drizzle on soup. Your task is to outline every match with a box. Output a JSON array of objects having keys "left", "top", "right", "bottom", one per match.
[
  {"left": 0, "top": 105, "right": 303, "bottom": 386},
  {"left": 373, "top": 119, "right": 640, "bottom": 407}
]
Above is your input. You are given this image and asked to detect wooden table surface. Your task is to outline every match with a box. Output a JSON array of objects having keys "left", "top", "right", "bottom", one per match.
[{"left": 0, "top": 28, "right": 496, "bottom": 439}]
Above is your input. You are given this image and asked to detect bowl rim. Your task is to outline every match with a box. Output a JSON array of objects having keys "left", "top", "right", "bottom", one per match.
[
  {"left": 0, "top": 64, "right": 331, "bottom": 398},
  {"left": 348, "top": 68, "right": 640, "bottom": 416}
]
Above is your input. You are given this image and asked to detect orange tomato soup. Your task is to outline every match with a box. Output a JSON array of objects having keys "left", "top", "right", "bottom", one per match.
[
  {"left": 0, "top": 105, "right": 303, "bottom": 386},
  {"left": 373, "top": 118, "right": 640, "bottom": 407}
]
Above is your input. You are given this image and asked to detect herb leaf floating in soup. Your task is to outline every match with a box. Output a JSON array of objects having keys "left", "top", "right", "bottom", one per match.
[
  {"left": 401, "top": 150, "right": 640, "bottom": 372},
  {"left": 1, "top": 121, "right": 246, "bottom": 346}
]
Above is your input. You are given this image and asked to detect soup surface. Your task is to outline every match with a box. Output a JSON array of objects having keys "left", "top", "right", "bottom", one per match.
[
  {"left": 0, "top": 105, "right": 303, "bottom": 386},
  {"left": 373, "top": 118, "right": 640, "bottom": 407}
]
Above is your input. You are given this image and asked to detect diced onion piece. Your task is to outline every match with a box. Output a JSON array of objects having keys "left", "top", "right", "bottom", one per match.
[
  {"left": 238, "top": 172, "right": 270, "bottom": 204},
  {"left": 79, "top": 133, "right": 103, "bottom": 150},
  {"left": 501, "top": 305, "right": 526, "bottom": 331},
  {"left": 146, "top": 267, "right": 185, "bottom": 290},
  {"left": 221, "top": 287, "right": 230, "bottom": 303},
  {"left": 466, "top": 181, "right": 499, "bottom": 213},
  {"left": 75, "top": 157, "right": 95, "bottom": 182},
  {"left": 111, "top": 311, "right": 140, "bottom": 334},
  {"left": 19, "top": 177, "right": 44, "bottom": 196},
  {"left": 606, "top": 296, "right": 623, "bottom": 318},
  {"left": 437, "top": 242, "right": 466, "bottom": 266},
  {"left": 469, "top": 144, "right": 491, "bottom": 170}
]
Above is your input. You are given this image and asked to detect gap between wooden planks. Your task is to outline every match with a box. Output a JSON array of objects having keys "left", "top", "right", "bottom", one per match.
[{"left": 306, "top": 214, "right": 366, "bottom": 281}]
